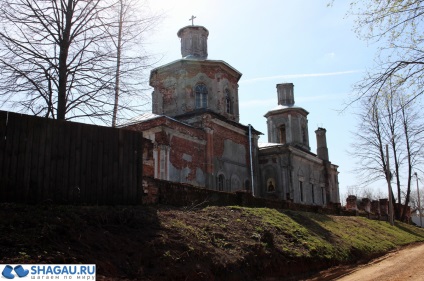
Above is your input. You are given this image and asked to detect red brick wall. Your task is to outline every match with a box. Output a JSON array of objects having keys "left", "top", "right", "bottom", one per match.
[
  {"left": 169, "top": 135, "right": 206, "bottom": 181},
  {"left": 210, "top": 121, "right": 250, "bottom": 165},
  {"left": 142, "top": 176, "right": 343, "bottom": 215}
]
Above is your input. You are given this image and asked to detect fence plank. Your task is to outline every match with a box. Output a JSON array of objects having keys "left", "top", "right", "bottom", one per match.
[
  {"left": 16, "top": 114, "right": 28, "bottom": 203},
  {"left": 112, "top": 130, "right": 119, "bottom": 204},
  {"left": 127, "top": 130, "right": 135, "bottom": 204},
  {"left": 0, "top": 112, "right": 5, "bottom": 201},
  {"left": 101, "top": 127, "right": 109, "bottom": 205},
  {"left": 119, "top": 129, "right": 127, "bottom": 204},
  {"left": 22, "top": 113, "right": 35, "bottom": 202},
  {"left": 85, "top": 125, "right": 94, "bottom": 204},
  {"left": 48, "top": 121, "right": 61, "bottom": 203},
  {"left": 8, "top": 113, "right": 20, "bottom": 202},
  {"left": 73, "top": 124, "right": 82, "bottom": 203},
  {"left": 79, "top": 125, "right": 88, "bottom": 203},
  {"left": 67, "top": 121, "right": 77, "bottom": 203},
  {"left": 31, "top": 116, "right": 43, "bottom": 203},
  {"left": 39, "top": 117, "right": 50, "bottom": 203},
  {"left": 136, "top": 133, "right": 143, "bottom": 204}
]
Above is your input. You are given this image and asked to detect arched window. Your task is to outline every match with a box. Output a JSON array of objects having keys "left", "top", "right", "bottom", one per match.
[
  {"left": 244, "top": 180, "right": 250, "bottom": 191},
  {"left": 195, "top": 84, "right": 208, "bottom": 109},
  {"left": 218, "top": 174, "right": 225, "bottom": 191},
  {"left": 298, "top": 169, "right": 304, "bottom": 202},
  {"left": 279, "top": 124, "right": 286, "bottom": 144},
  {"left": 299, "top": 181, "right": 304, "bottom": 202},
  {"left": 225, "top": 89, "right": 232, "bottom": 114},
  {"left": 302, "top": 125, "right": 307, "bottom": 145}
]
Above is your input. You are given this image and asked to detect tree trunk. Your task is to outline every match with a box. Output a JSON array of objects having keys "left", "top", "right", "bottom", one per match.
[
  {"left": 112, "top": 0, "right": 124, "bottom": 128},
  {"left": 386, "top": 95, "right": 401, "bottom": 219},
  {"left": 401, "top": 105, "right": 413, "bottom": 222},
  {"left": 57, "top": 0, "right": 74, "bottom": 120}
]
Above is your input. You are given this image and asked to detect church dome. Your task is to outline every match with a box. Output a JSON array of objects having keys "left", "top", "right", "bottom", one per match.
[{"left": 177, "top": 25, "right": 209, "bottom": 60}]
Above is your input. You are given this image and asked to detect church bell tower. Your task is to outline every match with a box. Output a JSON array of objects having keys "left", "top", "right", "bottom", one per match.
[{"left": 264, "top": 83, "right": 310, "bottom": 151}]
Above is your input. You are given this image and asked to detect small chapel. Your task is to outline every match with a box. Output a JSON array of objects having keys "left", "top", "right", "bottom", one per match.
[{"left": 123, "top": 24, "right": 340, "bottom": 206}]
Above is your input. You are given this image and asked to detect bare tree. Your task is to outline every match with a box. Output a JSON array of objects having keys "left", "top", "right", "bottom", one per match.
[
  {"left": 342, "top": 0, "right": 424, "bottom": 108},
  {"left": 350, "top": 98, "right": 388, "bottom": 186},
  {"left": 398, "top": 95, "right": 424, "bottom": 220},
  {"left": 350, "top": 87, "right": 424, "bottom": 220},
  {"left": 103, "top": 0, "right": 160, "bottom": 127},
  {"left": 0, "top": 0, "right": 159, "bottom": 124}
]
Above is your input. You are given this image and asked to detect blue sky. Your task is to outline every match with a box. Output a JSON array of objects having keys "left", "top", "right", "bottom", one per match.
[{"left": 146, "top": 0, "right": 381, "bottom": 201}]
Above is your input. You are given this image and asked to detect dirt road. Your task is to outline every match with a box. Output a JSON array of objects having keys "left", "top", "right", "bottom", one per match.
[
  {"left": 305, "top": 243, "right": 424, "bottom": 281},
  {"left": 337, "top": 243, "right": 424, "bottom": 281}
]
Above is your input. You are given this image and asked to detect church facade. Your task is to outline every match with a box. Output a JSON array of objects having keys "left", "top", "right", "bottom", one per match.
[{"left": 123, "top": 25, "right": 340, "bottom": 206}]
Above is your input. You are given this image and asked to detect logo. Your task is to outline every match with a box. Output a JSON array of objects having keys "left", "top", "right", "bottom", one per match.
[
  {"left": 1, "top": 265, "right": 29, "bottom": 279},
  {"left": 1, "top": 264, "right": 96, "bottom": 280}
]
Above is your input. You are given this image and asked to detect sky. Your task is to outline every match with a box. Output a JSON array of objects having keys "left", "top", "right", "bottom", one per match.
[{"left": 144, "top": 0, "right": 381, "bottom": 201}]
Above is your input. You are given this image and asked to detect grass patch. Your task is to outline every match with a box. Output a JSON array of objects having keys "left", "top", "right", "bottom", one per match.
[{"left": 243, "top": 207, "right": 424, "bottom": 261}]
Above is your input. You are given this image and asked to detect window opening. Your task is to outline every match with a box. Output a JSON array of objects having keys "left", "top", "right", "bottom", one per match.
[{"left": 195, "top": 84, "right": 208, "bottom": 109}]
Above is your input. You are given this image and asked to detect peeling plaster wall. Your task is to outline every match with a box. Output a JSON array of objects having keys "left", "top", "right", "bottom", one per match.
[
  {"left": 124, "top": 113, "right": 260, "bottom": 191},
  {"left": 266, "top": 110, "right": 310, "bottom": 151},
  {"left": 258, "top": 146, "right": 339, "bottom": 205},
  {"left": 124, "top": 118, "right": 208, "bottom": 187},
  {"left": 168, "top": 134, "right": 206, "bottom": 186},
  {"left": 208, "top": 118, "right": 253, "bottom": 192},
  {"left": 150, "top": 61, "right": 240, "bottom": 122}
]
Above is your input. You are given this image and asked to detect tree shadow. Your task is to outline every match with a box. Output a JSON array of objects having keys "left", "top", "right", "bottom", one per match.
[
  {"left": 281, "top": 209, "right": 340, "bottom": 244},
  {"left": 394, "top": 222, "right": 424, "bottom": 239}
]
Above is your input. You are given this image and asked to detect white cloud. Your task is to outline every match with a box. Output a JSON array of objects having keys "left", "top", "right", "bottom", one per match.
[
  {"left": 324, "top": 52, "right": 336, "bottom": 60},
  {"left": 240, "top": 70, "right": 362, "bottom": 84}
]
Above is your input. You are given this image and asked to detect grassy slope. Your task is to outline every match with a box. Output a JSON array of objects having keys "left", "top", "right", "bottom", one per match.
[{"left": 1, "top": 204, "right": 423, "bottom": 280}]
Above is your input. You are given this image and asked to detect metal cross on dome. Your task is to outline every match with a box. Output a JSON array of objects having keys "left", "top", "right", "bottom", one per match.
[{"left": 189, "top": 15, "right": 196, "bottom": 26}]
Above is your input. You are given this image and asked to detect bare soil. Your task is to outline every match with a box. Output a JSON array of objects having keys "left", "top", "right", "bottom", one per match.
[{"left": 335, "top": 242, "right": 424, "bottom": 281}]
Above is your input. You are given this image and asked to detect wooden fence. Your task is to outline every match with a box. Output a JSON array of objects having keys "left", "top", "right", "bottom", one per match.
[{"left": 0, "top": 111, "right": 143, "bottom": 205}]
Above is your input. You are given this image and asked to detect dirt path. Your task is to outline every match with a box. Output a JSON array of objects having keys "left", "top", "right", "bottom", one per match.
[
  {"left": 337, "top": 243, "right": 424, "bottom": 281},
  {"left": 305, "top": 243, "right": 424, "bottom": 281}
]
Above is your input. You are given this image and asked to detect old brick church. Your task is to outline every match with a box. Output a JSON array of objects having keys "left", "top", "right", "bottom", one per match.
[{"left": 123, "top": 25, "right": 340, "bottom": 206}]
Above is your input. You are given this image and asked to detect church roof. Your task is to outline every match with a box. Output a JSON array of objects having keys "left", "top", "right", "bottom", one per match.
[
  {"left": 174, "top": 109, "right": 263, "bottom": 136},
  {"left": 264, "top": 104, "right": 309, "bottom": 118},
  {"left": 149, "top": 59, "right": 242, "bottom": 84},
  {"left": 259, "top": 142, "right": 323, "bottom": 161},
  {"left": 120, "top": 112, "right": 161, "bottom": 126},
  {"left": 258, "top": 142, "right": 282, "bottom": 148},
  {"left": 177, "top": 25, "right": 209, "bottom": 37},
  {"left": 118, "top": 112, "right": 197, "bottom": 130}
]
